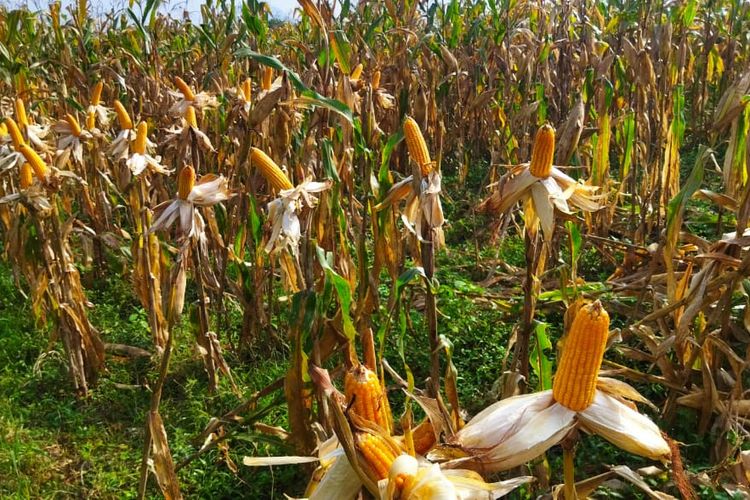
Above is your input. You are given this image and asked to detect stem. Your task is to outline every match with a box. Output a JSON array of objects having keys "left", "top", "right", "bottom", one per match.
[
  {"left": 193, "top": 247, "right": 218, "bottom": 393},
  {"left": 516, "top": 231, "right": 546, "bottom": 387},
  {"left": 31, "top": 211, "right": 81, "bottom": 389},
  {"left": 357, "top": 129, "right": 377, "bottom": 371},
  {"left": 136, "top": 194, "right": 181, "bottom": 498},
  {"left": 311, "top": 311, "right": 330, "bottom": 432},
  {"left": 136, "top": 421, "right": 152, "bottom": 498},
  {"left": 421, "top": 225, "right": 440, "bottom": 399},
  {"left": 138, "top": 180, "right": 167, "bottom": 349},
  {"left": 562, "top": 437, "right": 577, "bottom": 500},
  {"left": 47, "top": 199, "right": 104, "bottom": 393},
  {"left": 137, "top": 303, "right": 178, "bottom": 500},
  {"left": 90, "top": 138, "right": 111, "bottom": 276}
]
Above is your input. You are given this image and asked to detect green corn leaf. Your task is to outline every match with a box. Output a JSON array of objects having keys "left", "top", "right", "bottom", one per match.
[
  {"left": 235, "top": 48, "right": 353, "bottom": 124},
  {"left": 530, "top": 321, "right": 552, "bottom": 391},
  {"left": 316, "top": 247, "right": 356, "bottom": 343}
]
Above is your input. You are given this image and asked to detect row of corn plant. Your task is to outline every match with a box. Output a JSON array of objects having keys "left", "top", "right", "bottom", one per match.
[{"left": 1, "top": 0, "right": 750, "bottom": 497}]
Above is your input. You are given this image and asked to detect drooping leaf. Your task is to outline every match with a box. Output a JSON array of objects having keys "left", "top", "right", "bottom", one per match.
[
  {"left": 316, "top": 246, "right": 356, "bottom": 343},
  {"left": 664, "top": 146, "right": 707, "bottom": 302},
  {"left": 235, "top": 48, "right": 353, "bottom": 124},
  {"left": 328, "top": 30, "right": 351, "bottom": 74}
]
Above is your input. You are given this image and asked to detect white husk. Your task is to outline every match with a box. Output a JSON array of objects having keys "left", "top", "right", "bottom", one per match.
[
  {"left": 578, "top": 391, "right": 671, "bottom": 460},
  {"left": 265, "top": 179, "right": 330, "bottom": 255},
  {"left": 457, "top": 391, "right": 554, "bottom": 448},
  {"left": 126, "top": 153, "right": 171, "bottom": 176},
  {"left": 308, "top": 449, "right": 361, "bottom": 500},
  {"left": 475, "top": 400, "right": 576, "bottom": 472}
]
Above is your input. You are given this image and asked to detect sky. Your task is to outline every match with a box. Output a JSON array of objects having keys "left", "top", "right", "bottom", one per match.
[{"left": 2, "top": 0, "right": 300, "bottom": 19}]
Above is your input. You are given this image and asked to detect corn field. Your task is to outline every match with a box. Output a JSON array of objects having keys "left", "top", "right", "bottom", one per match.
[{"left": 1, "top": 0, "right": 750, "bottom": 498}]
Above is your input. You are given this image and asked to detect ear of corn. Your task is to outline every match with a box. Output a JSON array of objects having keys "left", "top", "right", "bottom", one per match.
[
  {"left": 19, "top": 145, "right": 48, "bottom": 181},
  {"left": 355, "top": 432, "right": 400, "bottom": 480},
  {"left": 86, "top": 84, "right": 103, "bottom": 129},
  {"left": 185, "top": 105, "right": 198, "bottom": 129},
  {"left": 404, "top": 116, "right": 432, "bottom": 176},
  {"left": 262, "top": 66, "right": 273, "bottom": 91},
  {"left": 19, "top": 162, "right": 34, "bottom": 189},
  {"left": 133, "top": 122, "right": 148, "bottom": 155},
  {"left": 65, "top": 113, "right": 82, "bottom": 137},
  {"left": 344, "top": 364, "right": 392, "bottom": 432},
  {"left": 350, "top": 63, "right": 363, "bottom": 81},
  {"left": 114, "top": 100, "right": 133, "bottom": 130},
  {"left": 552, "top": 301, "right": 610, "bottom": 411},
  {"left": 241, "top": 78, "right": 252, "bottom": 102},
  {"left": 178, "top": 165, "right": 196, "bottom": 200},
  {"left": 90, "top": 81, "right": 103, "bottom": 106},
  {"left": 250, "top": 147, "right": 294, "bottom": 191},
  {"left": 5, "top": 117, "right": 25, "bottom": 150},
  {"left": 372, "top": 70, "right": 381, "bottom": 89},
  {"left": 174, "top": 76, "right": 195, "bottom": 101},
  {"left": 15, "top": 98, "right": 28, "bottom": 128},
  {"left": 529, "top": 124, "right": 555, "bottom": 178}
]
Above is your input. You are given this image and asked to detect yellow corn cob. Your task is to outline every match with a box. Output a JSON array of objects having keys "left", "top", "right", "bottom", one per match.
[
  {"left": 372, "top": 70, "right": 381, "bottom": 89},
  {"left": 17, "top": 73, "right": 27, "bottom": 95},
  {"left": 178, "top": 165, "right": 196, "bottom": 200},
  {"left": 529, "top": 124, "right": 555, "bottom": 178},
  {"left": 19, "top": 162, "right": 34, "bottom": 189},
  {"left": 0, "top": 122, "right": 7, "bottom": 136},
  {"left": 65, "top": 113, "right": 82, "bottom": 137},
  {"left": 87, "top": 83, "right": 104, "bottom": 130},
  {"left": 403, "top": 116, "right": 432, "bottom": 176},
  {"left": 90, "top": 81, "right": 104, "bottom": 106},
  {"left": 345, "top": 364, "right": 391, "bottom": 432},
  {"left": 350, "top": 63, "right": 363, "bottom": 81},
  {"left": 15, "top": 98, "right": 28, "bottom": 128},
  {"left": 412, "top": 419, "right": 437, "bottom": 455},
  {"left": 262, "top": 66, "right": 273, "bottom": 91},
  {"left": 19, "top": 145, "right": 48, "bottom": 181},
  {"left": 552, "top": 301, "right": 610, "bottom": 411},
  {"left": 50, "top": 2, "right": 60, "bottom": 32},
  {"left": 133, "top": 122, "right": 148, "bottom": 155},
  {"left": 185, "top": 105, "right": 198, "bottom": 128},
  {"left": 356, "top": 433, "right": 400, "bottom": 480},
  {"left": 240, "top": 78, "right": 252, "bottom": 102},
  {"left": 114, "top": 100, "right": 133, "bottom": 130},
  {"left": 250, "top": 147, "right": 294, "bottom": 191},
  {"left": 5, "top": 118, "right": 25, "bottom": 150},
  {"left": 174, "top": 76, "right": 195, "bottom": 101}
]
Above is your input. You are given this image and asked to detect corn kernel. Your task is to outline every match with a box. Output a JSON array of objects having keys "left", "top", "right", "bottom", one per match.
[
  {"left": 178, "top": 165, "right": 196, "bottom": 200},
  {"left": 404, "top": 116, "right": 432, "bottom": 176},
  {"left": 250, "top": 147, "right": 294, "bottom": 191},
  {"left": 529, "top": 124, "right": 555, "bottom": 178},
  {"left": 174, "top": 76, "right": 195, "bottom": 101},
  {"left": 552, "top": 301, "right": 610, "bottom": 411},
  {"left": 114, "top": 100, "right": 133, "bottom": 130}
]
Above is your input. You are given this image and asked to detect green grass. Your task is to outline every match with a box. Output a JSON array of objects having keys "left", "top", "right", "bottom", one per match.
[{"left": 0, "top": 267, "right": 305, "bottom": 498}]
